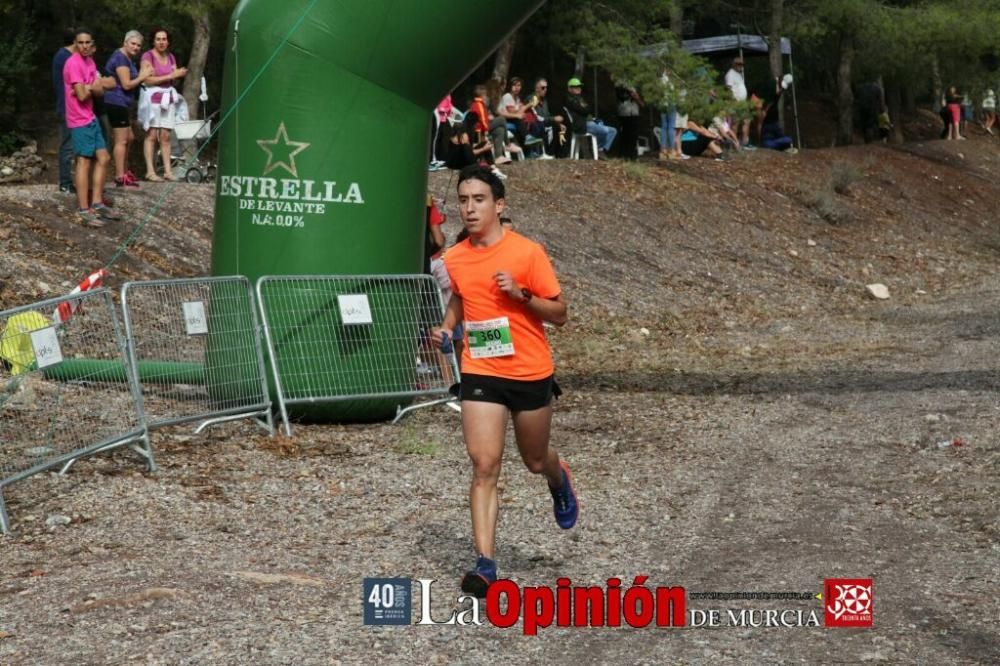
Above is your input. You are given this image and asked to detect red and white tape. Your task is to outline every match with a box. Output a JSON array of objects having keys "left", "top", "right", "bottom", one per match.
[{"left": 53, "top": 268, "right": 109, "bottom": 324}]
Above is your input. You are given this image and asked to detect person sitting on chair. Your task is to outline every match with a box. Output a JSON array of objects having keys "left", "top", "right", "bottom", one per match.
[
  {"left": 527, "top": 77, "right": 565, "bottom": 157},
  {"left": 469, "top": 84, "right": 513, "bottom": 163},
  {"left": 565, "top": 77, "right": 617, "bottom": 159}
]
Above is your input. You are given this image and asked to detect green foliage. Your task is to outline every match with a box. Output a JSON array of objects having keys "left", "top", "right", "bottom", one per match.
[
  {"left": 0, "top": 28, "right": 34, "bottom": 124},
  {"left": 0, "top": 131, "right": 25, "bottom": 155},
  {"left": 394, "top": 424, "right": 441, "bottom": 456},
  {"left": 790, "top": 0, "right": 1000, "bottom": 96},
  {"left": 0, "top": 0, "right": 237, "bottom": 137},
  {"left": 829, "top": 161, "right": 863, "bottom": 194},
  {"left": 622, "top": 160, "right": 650, "bottom": 182},
  {"left": 545, "top": 0, "right": 757, "bottom": 124}
]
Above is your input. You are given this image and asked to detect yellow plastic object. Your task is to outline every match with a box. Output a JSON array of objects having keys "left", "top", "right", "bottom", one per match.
[{"left": 0, "top": 311, "right": 52, "bottom": 375}]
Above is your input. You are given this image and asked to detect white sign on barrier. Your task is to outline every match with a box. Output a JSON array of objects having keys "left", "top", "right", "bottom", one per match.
[
  {"left": 30, "top": 327, "right": 63, "bottom": 368},
  {"left": 337, "top": 294, "right": 373, "bottom": 325},
  {"left": 182, "top": 301, "right": 209, "bottom": 335}
]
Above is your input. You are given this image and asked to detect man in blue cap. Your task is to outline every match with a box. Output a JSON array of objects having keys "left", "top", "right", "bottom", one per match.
[{"left": 564, "top": 77, "right": 617, "bottom": 158}]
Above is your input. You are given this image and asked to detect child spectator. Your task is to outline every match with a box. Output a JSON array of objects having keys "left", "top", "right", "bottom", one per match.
[
  {"left": 878, "top": 107, "right": 893, "bottom": 143},
  {"left": 469, "top": 83, "right": 512, "bottom": 161}
]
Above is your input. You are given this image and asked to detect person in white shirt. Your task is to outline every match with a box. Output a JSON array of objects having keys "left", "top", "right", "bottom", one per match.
[{"left": 724, "top": 57, "right": 753, "bottom": 148}]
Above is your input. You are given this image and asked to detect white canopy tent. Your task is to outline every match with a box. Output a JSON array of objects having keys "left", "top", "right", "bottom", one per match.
[{"left": 682, "top": 35, "right": 791, "bottom": 57}]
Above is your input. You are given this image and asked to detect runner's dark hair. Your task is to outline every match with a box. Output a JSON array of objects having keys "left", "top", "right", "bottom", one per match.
[{"left": 457, "top": 164, "right": 505, "bottom": 200}]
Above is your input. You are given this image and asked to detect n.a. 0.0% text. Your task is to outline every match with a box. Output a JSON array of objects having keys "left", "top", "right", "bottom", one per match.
[{"left": 252, "top": 214, "right": 306, "bottom": 228}]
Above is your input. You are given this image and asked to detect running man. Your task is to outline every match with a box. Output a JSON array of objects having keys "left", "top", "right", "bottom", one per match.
[{"left": 431, "top": 164, "right": 578, "bottom": 599}]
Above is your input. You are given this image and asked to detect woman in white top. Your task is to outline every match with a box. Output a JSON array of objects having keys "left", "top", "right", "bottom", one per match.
[
  {"left": 495, "top": 77, "right": 526, "bottom": 155},
  {"left": 982, "top": 89, "right": 996, "bottom": 135}
]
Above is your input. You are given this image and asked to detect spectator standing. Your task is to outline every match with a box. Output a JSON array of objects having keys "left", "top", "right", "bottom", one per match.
[
  {"left": 982, "top": 89, "right": 997, "bottom": 135},
  {"left": 615, "top": 83, "right": 643, "bottom": 161},
  {"left": 877, "top": 107, "right": 893, "bottom": 143},
  {"left": 961, "top": 92, "right": 974, "bottom": 137},
  {"left": 105, "top": 30, "right": 149, "bottom": 188},
  {"left": 429, "top": 94, "right": 454, "bottom": 169},
  {"left": 63, "top": 28, "right": 121, "bottom": 227},
  {"left": 659, "top": 70, "right": 677, "bottom": 161},
  {"left": 139, "top": 28, "right": 187, "bottom": 180},
  {"left": 945, "top": 86, "right": 963, "bottom": 140},
  {"left": 52, "top": 29, "right": 76, "bottom": 194},
  {"left": 724, "top": 57, "right": 752, "bottom": 147},
  {"left": 565, "top": 77, "right": 617, "bottom": 158}
]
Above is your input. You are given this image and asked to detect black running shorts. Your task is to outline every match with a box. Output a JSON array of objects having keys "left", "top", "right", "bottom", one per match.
[
  {"left": 106, "top": 104, "right": 131, "bottom": 129},
  {"left": 459, "top": 373, "right": 561, "bottom": 412}
]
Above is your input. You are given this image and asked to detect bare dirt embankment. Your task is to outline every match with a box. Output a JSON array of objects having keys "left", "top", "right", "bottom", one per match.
[{"left": 1, "top": 138, "right": 998, "bottom": 664}]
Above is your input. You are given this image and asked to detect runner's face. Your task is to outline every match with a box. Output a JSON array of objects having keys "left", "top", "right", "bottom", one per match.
[{"left": 458, "top": 179, "right": 504, "bottom": 235}]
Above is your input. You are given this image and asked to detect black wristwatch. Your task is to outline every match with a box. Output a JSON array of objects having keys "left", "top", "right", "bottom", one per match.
[{"left": 520, "top": 287, "right": 533, "bottom": 303}]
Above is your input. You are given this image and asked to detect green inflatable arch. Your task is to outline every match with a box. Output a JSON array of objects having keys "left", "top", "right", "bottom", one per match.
[{"left": 211, "top": 0, "right": 544, "bottom": 421}]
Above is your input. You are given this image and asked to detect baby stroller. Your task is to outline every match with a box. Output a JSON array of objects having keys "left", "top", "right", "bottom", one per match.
[{"left": 171, "top": 109, "right": 219, "bottom": 183}]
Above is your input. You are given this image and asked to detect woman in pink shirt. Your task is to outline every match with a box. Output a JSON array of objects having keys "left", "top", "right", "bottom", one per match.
[{"left": 139, "top": 27, "right": 187, "bottom": 181}]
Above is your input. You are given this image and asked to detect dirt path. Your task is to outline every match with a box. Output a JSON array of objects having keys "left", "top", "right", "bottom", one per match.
[{"left": 1, "top": 142, "right": 999, "bottom": 663}]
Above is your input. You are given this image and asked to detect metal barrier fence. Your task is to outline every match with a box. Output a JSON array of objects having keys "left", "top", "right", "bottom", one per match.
[
  {"left": 0, "top": 289, "right": 151, "bottom": 534},
  {"left": 256, "top": 275, "right": 459, "bottom": 435},
  {"left": 120, "top": 276, "right": 273, "bottom": 435}
]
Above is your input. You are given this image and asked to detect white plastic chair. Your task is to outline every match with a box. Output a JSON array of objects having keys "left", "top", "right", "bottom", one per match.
[
  {"left": 562, "top": 106, "right": 598, "bottom": 160},
  {"left": 652, "top": 127, "right": 664, "bottom": 149},
  {"left": 569, "top": 133, "right": 598, "bottom": 160},
  {"left": 636, "top": 135, "right": 651, "bottom": 157}
]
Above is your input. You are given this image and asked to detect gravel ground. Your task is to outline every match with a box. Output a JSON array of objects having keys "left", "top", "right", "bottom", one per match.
[{"left": 1, "top": 142, "right": 999, "bottom": 663}]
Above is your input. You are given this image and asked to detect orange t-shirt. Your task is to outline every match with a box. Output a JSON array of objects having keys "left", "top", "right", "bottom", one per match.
[
  {"left": 469, "top": 97, "right": 491, "bottom": 135},
  {"left": 444, "top": 230, "right": 561, "bottom": 381}
]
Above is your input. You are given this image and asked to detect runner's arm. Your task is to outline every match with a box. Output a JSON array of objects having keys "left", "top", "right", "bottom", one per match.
[
  {"left": 431, "top": 294, "right": 464, "bottom": 346},
  {"left": 494, "top": 270, "right": 567, "bottom": 327},
  {"left": 524, "top": 293, "right": 568, "bottom": 327}
]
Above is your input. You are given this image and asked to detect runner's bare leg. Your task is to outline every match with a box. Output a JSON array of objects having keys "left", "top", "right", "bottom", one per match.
[
  {"left": 463, "top": 400, "right": 509, "bottom": 558},
  {"left": 512, "top": 405, "right": 563, "bottom": 487}
]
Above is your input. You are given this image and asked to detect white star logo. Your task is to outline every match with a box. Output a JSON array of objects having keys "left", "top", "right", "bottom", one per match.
[{"left": 257, "top": 122, "right": 309, "bottom": 177}]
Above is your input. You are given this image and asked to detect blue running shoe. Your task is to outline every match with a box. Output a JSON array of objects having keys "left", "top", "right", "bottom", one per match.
[
  {"left": 460, "top": 554, "right": 497, "bottom": 599},
  {"left": 549, "top": 460, "right": 578, "bottom": 529}
]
